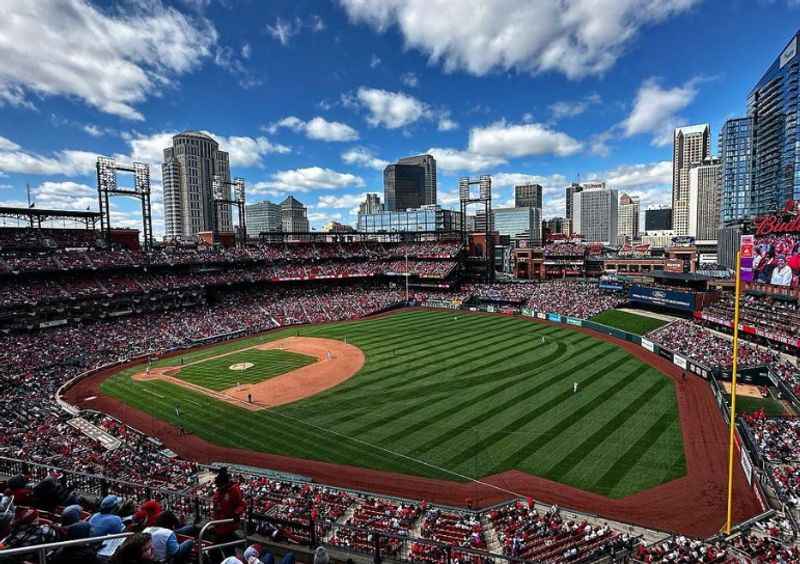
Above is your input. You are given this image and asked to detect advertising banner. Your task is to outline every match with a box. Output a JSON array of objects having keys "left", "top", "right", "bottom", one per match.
[
  {"left": 547, "top": 313, "right": 561, "bottom": 323},
  {"left": 741, "top": 447, "right": 753, "bottom": 486},
  {"left": 599, "top": 280, "right": 625, "bottom": 292},
  {"left": 640, "top": 338, "right": 654, "bottom": 352},
  {"left": 536, "top": 312, "right": 547, "bottom": 320},
  {"left": 566, "top": 317, "right": 582, "bottom": 327},
  {"left": 673, "top": 354, "right": 687, "bottom": 370},
  {"left": 629, "top": 285, "right": 696, "bottom": 312},
  {"left": 740, "top": 234, "right": 754, "bottom": 283}
]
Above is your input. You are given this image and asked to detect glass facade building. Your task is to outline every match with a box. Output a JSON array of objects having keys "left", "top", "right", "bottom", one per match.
[
  {"left": 748, "top": 32, "right": 800, "bottom": 216},
  {"left": 644, "top": 207, "right": 672, "bottom": 231},
  {"left": 245, "top": 200, "right": 281, "bottom": 237},
  {"left": 493, "top": 207, "right": 542, "bottom": 244},
  {"left": 384, "top": 164, "right": 426, "bottom": 211},
  {"left": 357, "top": 206, "right": 462, "bottom": 233},
  {"left": 719, "top": 117, "right": 753, "bottom": 223}
]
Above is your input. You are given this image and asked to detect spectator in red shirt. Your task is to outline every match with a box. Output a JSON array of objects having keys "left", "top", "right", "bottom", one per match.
[{"left": 212, "top": 468, "right": 245, "bottom": 540}]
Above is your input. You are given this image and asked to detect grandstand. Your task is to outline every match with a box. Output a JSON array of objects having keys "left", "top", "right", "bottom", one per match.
[{"left": 1, "top": 224, "right": 799, "bottom": 564}]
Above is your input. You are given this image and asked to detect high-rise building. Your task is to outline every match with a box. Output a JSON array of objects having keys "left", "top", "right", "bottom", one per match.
[
  {"left": 617, "top": 193, "right": 640, "bottom": 243},
  {"left": 245, "top": 200, "right": 281, "bottom": 237},
  {"left": 748, "top": 32, "right": 800, "bottom": 216},
  {"left": 514, "top": 184, "right": 543, "bottom": 208},
  {"left": 573, "top": 185, "right": 618, "bottom": 244},
  {"left": 358, "top": 193, "right": 383, "bottom": 215},
  {"left": 384, "top": 164, "right": 426, "bottom": 211},
  {"left": 162, "top": 131, "right": 232, "bottom": 240},
  {"left": 672, "top": 124, "right": 711, "bottom": 235},
  {"left": 564, "top": 182, "right": 583, "bottom": 234},
  {"left": 280, "top": 196, "right": 309, "bottom": 232},
  {"left": 688, "top": 157, "right": 722, "bottom": 241},
  {"left": 542, "top": 217, "right": 565, "bottom": 239},
  {"left": 492, "top": 207, "right": 542, "bottom": 245},
  {"left": 397, "top": 154, "right": 437, "bottom": 206},
  {"left": 645, "top": 206, "right": 673, "bottom": 231},
  {"left": 475, "top": 210, "right": 494, "bottom": 232},
  {"left": 719, "top": 117, "right": 753, "bottom": 224}
]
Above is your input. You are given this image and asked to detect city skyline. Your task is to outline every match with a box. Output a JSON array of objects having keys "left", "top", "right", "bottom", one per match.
[{"left": 1, "top": 2, "right": 799, "bottom": 236}]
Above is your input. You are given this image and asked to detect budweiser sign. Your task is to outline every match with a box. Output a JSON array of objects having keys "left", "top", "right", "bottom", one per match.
[{"left": 753, "top": 200, "right": 800, "bottom": 235}]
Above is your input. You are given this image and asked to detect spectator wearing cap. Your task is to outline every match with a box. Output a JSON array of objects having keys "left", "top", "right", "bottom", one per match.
[
  {"left": 90, "top": 495, "right": 125, "bottom": 536},
  {"left": 143, "top": 510, "right": 193, "bottom": 564},
  {"left": 136, "top": 499, "right": 162, "bottom": 527},
  {"left": 50, "top": 522, "right": 102, "bottom": 564}
]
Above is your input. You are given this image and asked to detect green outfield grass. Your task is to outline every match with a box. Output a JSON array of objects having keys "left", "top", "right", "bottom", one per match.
[
  {"left": 591, "top": 309, "right": 669, "bottom": 336},
  {"left": 102, "top": 310, "right": 686, "bottom": 498},
  {"left": 175, "top": 349, "right": 315, "bottom": 391}
]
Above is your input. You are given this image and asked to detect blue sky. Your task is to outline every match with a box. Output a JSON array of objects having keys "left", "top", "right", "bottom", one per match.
[{"left": 0, "top": 0, "right": 799, "bottom": 234}]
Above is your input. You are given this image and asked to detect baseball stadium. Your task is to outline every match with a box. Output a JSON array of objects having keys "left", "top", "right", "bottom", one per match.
[{"left": 4, "top": 191, "right": 800, "bottom": 564}]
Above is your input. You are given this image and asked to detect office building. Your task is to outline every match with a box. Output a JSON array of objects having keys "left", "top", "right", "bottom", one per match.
[
  {"left": 564, "top": 182, "right": 583, "bottom": 234},
  {"left": 617, "top": 193, "right": 640, "bottom": 243},
  {"left": 323, "top": 221, "right": 356, "bottom": 233},
  {"left": 384, "top": 164, "right": 426, "bottom": 211},
  {"left": 719, "top": 117, "right": 753, "bottom": 223},
  {"left": 245, "top": 200, "right": 281, "bottom": 237},
  {"left": 748, "top": 32, "right": 800, "bottom": 216},
  {"left": 672, "top": 124, "right": 711, "bottom": 235},
  {"left": 515, "top": 184, "right": 543, "bottom": 208},
  {"left": 542, "top": 217, "right": 565, "bottom": 240},
  {"left": 280, "top": 196, "right": 309, "bottom": 232},
  {"left": 493, "top": 207, "right": 542, "bottom": 245},
  {"left": 573, "top": 185, "right": 618, "bottom": 244},
  {"left": 357, "top": 205, "right": 461, "bottom": 233},
  {"left": 645, "top": 206, "right": 672, "bottom": 231},
  {"left": 397, "top": 154, "right": 437, "bottom": 206},
  {"left": 162, "top": 131, "right": 232, "bottom": 240},
  {"left": 642, "top": 230, "right": 676, "bottom": 250},
  {"left": 475, "top": 210, "right": 494, "bottom": 232},
  {"left": 358, "top": 193, "right": 383, "bottom": 215},
  {"left": 688, "top": 157, "right": 722, "bottom": 241}
]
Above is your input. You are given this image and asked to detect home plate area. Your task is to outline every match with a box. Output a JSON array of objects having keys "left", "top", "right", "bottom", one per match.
[{"left": 131, "top": 337, "right": 365, "bottom": 410}]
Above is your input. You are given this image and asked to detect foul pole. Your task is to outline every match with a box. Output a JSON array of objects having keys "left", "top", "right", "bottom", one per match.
[{"left": 725, "top": 249, "right": 743, "bottom": 533}]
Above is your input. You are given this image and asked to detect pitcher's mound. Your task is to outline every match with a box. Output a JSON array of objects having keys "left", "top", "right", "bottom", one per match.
[{"left": 229, "top": 362, "right": 254, "bottom": 371}]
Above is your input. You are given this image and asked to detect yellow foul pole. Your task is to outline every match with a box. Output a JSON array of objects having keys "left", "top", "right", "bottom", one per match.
[{"left": 725, "top": 250, "right": 743, "bottom": 534}]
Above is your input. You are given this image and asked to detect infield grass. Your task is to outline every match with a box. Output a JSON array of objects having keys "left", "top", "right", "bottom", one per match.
[
  {"left": 102, "top": 310, "right": 686, "bottom": 498},
  {"left": 591, "top": 310, "right": 668, "bottom": 336},
  {"left": 175, "top": 349, "right": 315, "bottom": 391}
]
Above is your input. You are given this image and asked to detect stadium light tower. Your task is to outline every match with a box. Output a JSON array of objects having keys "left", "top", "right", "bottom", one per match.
[
  {"left": 96, "top": 156, "right": 153, "bottom": 250},
  {"left": 212, "top": 175, "right": 247, "bottom": 247},
  {"left": 459, "top": 175, "right": 493, "bottom": 281}
]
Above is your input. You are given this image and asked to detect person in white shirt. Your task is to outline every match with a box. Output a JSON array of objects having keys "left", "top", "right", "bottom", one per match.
[
  {"left": 771, "top": 257, "right": 793, "bottom": 286},
  {"left": 143, "top": 511, "right": 193, "bottom": 563}
]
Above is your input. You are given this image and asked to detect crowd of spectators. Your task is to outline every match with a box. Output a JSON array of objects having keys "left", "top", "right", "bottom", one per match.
[
  {"left": 741, "top": 412, "right": 800, "bottom": 464},
  {"left": 542, "top": 243, "right": 588, "bottom": 258},
  {"left": 701, "top": 293, "right": 800, "bottom": 350},
  {"left": 633, "top": 535, "right": 729, "bottom": 562},
  {"left": 524, "top": 280, "right": 626, "bottom": 319}
]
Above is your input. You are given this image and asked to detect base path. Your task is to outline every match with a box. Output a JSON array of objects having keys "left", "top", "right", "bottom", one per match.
[
  {"left": 63, "top": 310, "right": 761, "bottom": 537},
  {"left": 131, "top": 337, "right": 364, "bottom": 411}
]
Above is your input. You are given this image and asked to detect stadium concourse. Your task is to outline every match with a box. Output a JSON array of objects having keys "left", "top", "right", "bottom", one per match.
[{"left": 0, "top": 229, "right": 797, "bottom": 562}]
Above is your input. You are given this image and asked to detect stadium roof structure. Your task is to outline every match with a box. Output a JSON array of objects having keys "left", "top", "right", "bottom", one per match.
[{"left": 0, "top": 206, "right": 101, "bottom": 227}]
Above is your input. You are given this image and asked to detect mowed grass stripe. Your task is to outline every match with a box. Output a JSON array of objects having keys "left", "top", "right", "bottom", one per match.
[
  {"left": 176, "top": 349, "right": 315, "bottom": 390},
  {"left": 103, "top": 310, "right": 686, "bottom": 493}
]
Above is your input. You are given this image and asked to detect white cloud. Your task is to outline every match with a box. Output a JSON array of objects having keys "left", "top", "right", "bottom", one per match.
[
  {"left": 341, "top": 147, "right": 389, "bottom": 170},
  {"left": 83, "top": 125, "right": 103, "bottom": 137},
  {"left": 426, "top": 147, "right": 506, "bottom": 173},
  {"left": 266, "top": 17, "right": 302, "bottom": 46},
  {"left": 32, "top": 181, "right": 96, "bottom": 211},
  {"left": 317, "top": 192, "right": 370, "bottom": 209},
  {"left": 468, "top": 120, "right": 583, "bottom": 158},
  {"left": 401, "top": 72, "right": 419, "bottom": 87},
  {"left": 0, "top": 140, "right": 96, "bottom": 176},
  {"left": 241, "top": 43, "right": 252, "bottom": 59},
  {"left": 339, "top": 0, "right": 697, "bottom": 79},
  {"left": 0, "top": 137, "right": 21, "bottom": 151},
  {"left": 549, "top": 93, "right": 601, "bottom": 120},
  {"left": 352, "top": 87, "right": 432, "bottom": 129},
  {"left": 620, "top": 77, "right": 700, "bottom": 146},
  {"left": 603, "top": 161, "right": 672, "bottom": 187},
  {"left": 214, "top": 45, "right": 262, "bottom": 89},
  {"left": 253, "top": 167, "right": 365, "bottom": 194},
  {"left": 437, "top": 113, "right": 459, "bottom": 131},
  {"left": 492, "top": 172, "right": 567, "bottom": 191},
  {"left": 370, "top": 54, "right": 382, "bottom": 68},
  {"left": 310, "top": 15, "right": 326, "bottom": 32},
  {"left": 268, "top": 116, "right": 359, "bottom": 142},
  {"left": 0, "top": 0, "right": 217, "bottom": 120}
]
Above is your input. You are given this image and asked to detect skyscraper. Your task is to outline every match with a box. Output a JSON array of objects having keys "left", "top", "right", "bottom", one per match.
[
  {"left": 645, "top": 206, "right": 673, "bottom": 231},
  {"left": 688, "top": 157, "right": 722, "bottom": 241},
  {"left": 162, "top": 131, "right": 232, "bottom": 240},
  {"left": 672, "top": 124, "right": 710, "bottom": 235},
  {"left": 617, "top": 193, "right": 640, "bottom": 242},
  {"left": 493, "top": 207, "right": 542, "bottom": 245},
  {"left": 573, "top": 185, "right": 618, "bottom": 244},
  {"left": 514, "top": 184, "right": 543, "bottom": 208},
  {"left": 719, "top": 117, "right": 753, "bottom": 224},
  {"left": 748, "top": 31, "right": 800, "bottom": 216},
  {"left": 564, "top": 182, "right": 583, "bottom": 234},
  {"left": 397, "top": 154, "right": 436, "bottom": 206},
  {"left": 384, "top": 164, "right": 426, "bottom": 211},
  {"left": 358, "top": 193, "right": 383, "bottom": 215},
  {"left": 245, "top": 200, "right": 281, "bottom": 237},
  {"left": 280, "top": 196, "right": 309, "bottom": 232}
]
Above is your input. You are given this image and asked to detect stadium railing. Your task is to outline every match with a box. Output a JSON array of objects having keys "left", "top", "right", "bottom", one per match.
[{"left": 0, "top": 532, "right": 132, "bottom": 563}]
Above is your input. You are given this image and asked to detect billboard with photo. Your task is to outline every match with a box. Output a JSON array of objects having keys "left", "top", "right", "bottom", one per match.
[
  {"left": 629, "top": 285, "right": 696, "bottom": 312},
  {"left": 749, "top": 202, "right": 800, "bottom": 288}
]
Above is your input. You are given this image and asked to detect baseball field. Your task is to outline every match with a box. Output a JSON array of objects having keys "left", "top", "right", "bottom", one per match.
[{"left": 99, "top": 309, "right": 686, "bottom": 499}]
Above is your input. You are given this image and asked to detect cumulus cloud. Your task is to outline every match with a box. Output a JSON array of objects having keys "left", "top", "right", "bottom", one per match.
[
  {"left": 0, "top": 0, "right": 217, "bottom": 120},
  {"left": 426, "top": 147, "right": 506, "bottom": 173},
  {"left": 317, "top": 192, "right": 370, "bottom": 210},
  {"left": 603, "top": 161, "right": 672, "bottom": 187},
  {"left": 350, "top": 87, "right": 432, "bottom": 129},
  {"left": 214, "top": 45, "right": 262, "bottom": 89},
  {"left": 267, "top": 116, "right": 359, "bottom": 142},
  {"left": 0, "top": 137, "right": 96, "bottom": 176},
  {"left": 341, "top": 147, "right": 389, "bottom": 170},
  {"left": 437, "top": 112, "right": 459, "bottom": 131},
  {"left": 468, "top": 121, "right": 583, "bottom": 158},
  {"left": 620, "top": 77, "right": 701, "bottom": 146},
  {"left": 338, "top": 0, "right": 697, "bottom": 79},
  {"left": 253, "top": 167, "right": 365, "bottom": 194}
]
